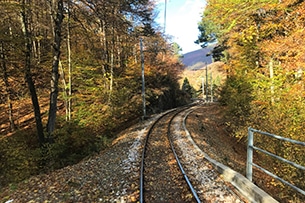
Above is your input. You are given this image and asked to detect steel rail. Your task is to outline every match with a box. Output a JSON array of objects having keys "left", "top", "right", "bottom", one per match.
[
  {"left": 139, "top": 108, "right": 177, "bottom": 203},
  {"left": 183, "top": 108, "right": 244, "bottom": 202},
  {"left": 167, "top": 109, "right": 201, "bottom": 203},
  {"left": 139, "top": 105, "right": 200, "bottom": 203}
]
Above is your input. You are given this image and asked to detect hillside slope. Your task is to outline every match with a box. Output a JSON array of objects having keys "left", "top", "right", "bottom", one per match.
[
  {"left": 0, "top": 104, "right": 283, "bottom": 202},
  {"left": 182, "top": 45, "right": 215, "bottom": 67},
  {"left": 179, "top": 61, "right": 226, "bottom": 99}
]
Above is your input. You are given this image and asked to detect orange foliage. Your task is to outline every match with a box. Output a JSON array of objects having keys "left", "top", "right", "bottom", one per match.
[{"left": 201, "top": 1, "right": 305, "bottom": 201}]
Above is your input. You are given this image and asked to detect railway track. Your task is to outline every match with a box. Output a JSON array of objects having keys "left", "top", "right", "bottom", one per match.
[
  {"left": 139, "top": 107, "right": 200, "bottom": 203},
  {"left": 175, "top": 106, "right": 247, "bottom": 203},
  {"left": 139, "top": 104, "right": 247, "bottom": 202}
]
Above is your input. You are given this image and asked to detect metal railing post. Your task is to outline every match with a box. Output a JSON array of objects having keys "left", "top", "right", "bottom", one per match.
[
  {"left": 245, "top": 127, "right": 305, "bottom": 196},
  {"left": 246, "top": 127, "right": 254, "bottom": 181}
]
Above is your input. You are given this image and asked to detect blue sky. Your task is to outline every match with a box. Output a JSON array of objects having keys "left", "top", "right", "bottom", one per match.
[{"left": 155, "top": 0, "right": 206, "bottom": 54}]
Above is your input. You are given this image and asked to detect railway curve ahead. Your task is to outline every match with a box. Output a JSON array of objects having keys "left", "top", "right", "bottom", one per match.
[
  {"left": 140, "top": 107, "right": 199, "bottom": 203},
  {"left": 139, "top": 105, "right": 247, "bottom": 203}
]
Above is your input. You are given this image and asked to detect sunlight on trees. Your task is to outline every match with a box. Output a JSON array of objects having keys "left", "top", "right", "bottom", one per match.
[
  {"left": 199, "top": 0, "right": 305, "bottom": 201},
  {"left": 0, "top": 0, "right": 187, "bottom": 188}
]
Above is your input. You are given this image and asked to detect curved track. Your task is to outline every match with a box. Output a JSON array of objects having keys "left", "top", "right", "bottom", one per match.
[
  {"left": 179, "top": 105, "right": 247, "bottom": 203},
  {"left": 139, "top": 107, "right": 200, "bottom": 203}
]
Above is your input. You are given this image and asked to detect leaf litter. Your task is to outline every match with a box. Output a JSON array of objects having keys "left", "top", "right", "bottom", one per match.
[{"left": 1, "top": 106, "right": 248, "bottom": 203}]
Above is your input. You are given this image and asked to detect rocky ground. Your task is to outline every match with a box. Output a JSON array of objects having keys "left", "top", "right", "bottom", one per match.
[
  {"left": 0, "top": 103, "right": 281, "bottom": 202},
  {"left": 171, "top": 107, "right": 247, "bottom": 202},
  {"left": 1, "top": 120, "right": 147, "bottom": 202}
]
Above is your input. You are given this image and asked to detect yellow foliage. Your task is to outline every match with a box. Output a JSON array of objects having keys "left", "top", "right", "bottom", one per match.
[{"left": 203, "top": 0, "right": 305, "bottom": 200}]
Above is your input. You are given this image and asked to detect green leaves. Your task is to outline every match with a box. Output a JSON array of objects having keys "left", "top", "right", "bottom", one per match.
[
  {"left": 182, "top": 77, "right": 196, "bottom": 98},
  {"left": 195, "top": 20, "right": 218, "bottom": 48},
  {"left": 203, "top": 0, "right": 305, "bottom": 199}
]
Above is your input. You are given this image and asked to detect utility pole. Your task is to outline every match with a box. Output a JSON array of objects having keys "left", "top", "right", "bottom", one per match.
[
  {"left": 140, "top": 38, "right": 146, "bottom": 118},
  {"left": 202, "top": 77, "right": 205, "bottom": 100},
  {"left": 210, "top": 73, "right": 213, "bottom": 102},
  {"left": 164, "top": 0, "right": 167, "bottom": 33},
  {"left": 206, "top": 64, "right": 208, "bottom": 102}
]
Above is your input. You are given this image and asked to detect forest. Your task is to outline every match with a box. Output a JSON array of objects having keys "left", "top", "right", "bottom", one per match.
[
  {"left": 1, "top": 0, "right": 305, "bottom": 201},
  {"left": 196, "top": 0, "right": 305, "bottom": 200},
  {"left": 0, "top": 0, "right": 187, "bottom": 189}
]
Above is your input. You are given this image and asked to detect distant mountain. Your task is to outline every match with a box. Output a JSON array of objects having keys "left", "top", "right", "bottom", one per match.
[{"left": 182, "top": 45, "right": 214, "bottom": 68}]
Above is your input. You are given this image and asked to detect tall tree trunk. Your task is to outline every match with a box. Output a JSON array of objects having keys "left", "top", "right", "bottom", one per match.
[
  {"left": 109, "top": 48, "right": 114, "bottom": 103},
  {"left": 67, "top": 2, "right": 72, "bottom": 121},
  {"left": 37, "top": 39, "right": 41, "bottom": 63},
  {"left": 103, "top": 19, "right": 110, "bottom": 89},
  {"left": 108, "top": 4, "right": 118, "bottom": 104},
  {"left": 58, "top": 60, "right": 68, "bottom": 121},
  {"left": 20, "top": 0, "right": 45, "bottom": 145},
  {"left": 0, "top": 41, "right": 15, "bottom": 131},
  {"left": 108, "top": 24, "right": 114, "bottom": 104},
  {"left": 47, "top": 0, "right": 64, "bottom": 135},
  {"left": 98, "top": 18, "right": 108, "bottom": 89}
]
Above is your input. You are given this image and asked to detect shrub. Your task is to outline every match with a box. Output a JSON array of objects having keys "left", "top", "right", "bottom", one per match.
[{"left": 0, "top": 120, "right": 105, "bottom": 189}]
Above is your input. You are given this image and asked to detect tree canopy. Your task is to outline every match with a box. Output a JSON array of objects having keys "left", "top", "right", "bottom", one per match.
[
  {"left": 198, "top": 0, "right": 305, "bottom": 201},
  {"left": 0, "top": 0, "right": 187, "bottom": 188}
]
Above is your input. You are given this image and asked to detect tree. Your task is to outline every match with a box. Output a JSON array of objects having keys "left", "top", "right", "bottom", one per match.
[
  {"left": 0, "top": 0, "right": 192, "bottom": 188},
  {"left": 0, "top": 40, "right": 15, "bottom": 131},
  {"left": 46, "top": 0, "right": 64, "bottom": 135},
  {"left": 195, "top": 19, "right": 217, "bottom": 48},
  {"left": 182, "top": 77, "right": 196, "bottom": 98},
  {"left": 20, "top": 0, "right": 45, "bottom": 145},
  {"left": 200, "top": 1, "right": 305, "bottom": 199},
  {"left": 171, "top": 42, "right": 183, "bottom": 60}
]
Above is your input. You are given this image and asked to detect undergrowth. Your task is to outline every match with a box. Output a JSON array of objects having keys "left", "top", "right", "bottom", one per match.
[{"left": 0, "top": 120, "right": 107, "bottom": 190}]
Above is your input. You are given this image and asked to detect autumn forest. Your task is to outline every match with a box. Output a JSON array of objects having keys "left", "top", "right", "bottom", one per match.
[
  {"left": 1, "top": 0, "right": 305, "bottom": 201},
  {"left": 0, "top": 0, "right": 186, "bottom": 188},
  {"left": 198, "top": 0, "right": 305, "bottom": 200}
]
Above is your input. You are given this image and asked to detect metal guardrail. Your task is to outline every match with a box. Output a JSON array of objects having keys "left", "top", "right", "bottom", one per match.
[{"left": 246, "top": 127, "right": 305, "bottom": 196}]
